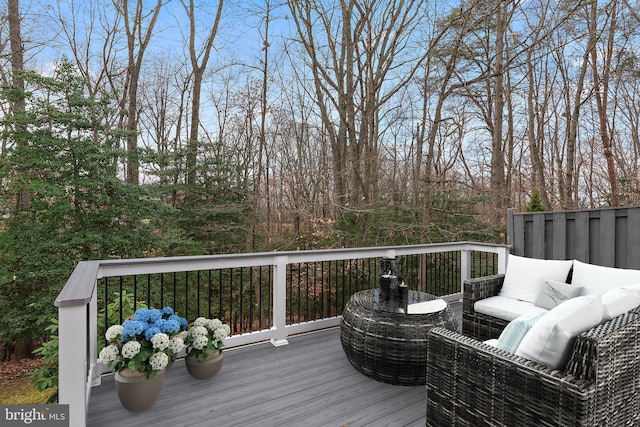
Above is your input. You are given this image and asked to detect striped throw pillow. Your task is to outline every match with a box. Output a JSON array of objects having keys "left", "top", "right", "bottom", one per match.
[{"left": 495, "top": 312, "right": 546, "bottom": 354}]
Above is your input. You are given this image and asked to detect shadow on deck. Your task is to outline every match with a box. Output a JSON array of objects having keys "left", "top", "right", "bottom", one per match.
[{"left": 87, "top": 300, "right": 462, "bottom": 427}]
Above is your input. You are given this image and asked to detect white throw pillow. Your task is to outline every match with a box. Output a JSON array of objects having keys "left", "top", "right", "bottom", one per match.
[
  {"left": 495, "top": 312, "right": 546, "bottom": 354},
  {"left": 499, "top": 255, "right": 573, "bottom": 303},
  {"left": 534, "top": 279, "right": 583, "bottom": 310},
  {"left": 515, "top": 295, "right": 603, "bottom": 369},
  {"left": 572, "top": 259, "right": 640, "bottom": 295},
  {"left": 601, "top": 288, "right": 640, "bottom": 320}
]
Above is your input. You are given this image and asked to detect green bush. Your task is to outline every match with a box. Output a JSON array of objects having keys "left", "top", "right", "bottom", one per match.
[{"left": 28, "top": 319, "right": 59, "bottom": 403}]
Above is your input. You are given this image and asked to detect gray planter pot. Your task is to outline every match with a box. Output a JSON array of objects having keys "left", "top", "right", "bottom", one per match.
[
  {"left": 185, "top": 350, "right": 224, "bottom": 380},
  {"left": 114, "top": 368, "right": 165, "bottom": 412}
]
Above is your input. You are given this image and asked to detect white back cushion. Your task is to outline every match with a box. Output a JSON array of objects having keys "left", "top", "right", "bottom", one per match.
[
  {"left": 572, "top": 259, "right": 640, "bottom": 295},
  {"left": 515, "top": 295, "right": 603, "bottom": 369},
  {"left": 499, "top": 255, "right": 573, "bottom": 303}
]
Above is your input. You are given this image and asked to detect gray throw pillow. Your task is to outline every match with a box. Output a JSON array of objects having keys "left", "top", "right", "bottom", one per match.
[{"left": 534, "top": 279, "right": 583, "bottom": 309}]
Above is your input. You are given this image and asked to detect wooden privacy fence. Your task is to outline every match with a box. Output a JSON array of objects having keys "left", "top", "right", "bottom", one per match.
[{"left": 506, "top": 205, "right": 640, "bottom": 268}]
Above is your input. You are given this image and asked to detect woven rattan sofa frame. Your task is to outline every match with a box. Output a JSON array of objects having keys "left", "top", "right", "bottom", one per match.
[
  {"left": 462, "top": 274, "right": 510, "bottom": 341},
  {"left": 426, "top": 309, "right": 640, "bottom": 426}
]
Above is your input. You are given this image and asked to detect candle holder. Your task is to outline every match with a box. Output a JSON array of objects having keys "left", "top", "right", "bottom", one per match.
[
  {"left": 379, "top": 257, "right": 398, "bottom": 276},
  {"left": 380, "top": 274, "right": 397, "bottom": 301}
]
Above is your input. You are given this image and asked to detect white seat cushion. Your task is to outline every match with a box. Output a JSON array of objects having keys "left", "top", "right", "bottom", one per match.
[
  {"left": 495, "top": 312, "right": 546, "bottom": 353},
  {"left": 572, "top": 259, "right": 640, "bottom": 295},
  {"left": 515, "top": 295, "right": 603, "bottom": 369},
  {"left": 499, "top": 255, "right": 573, "bottom": 303},
  {"left": 474, "top": 296, "right": 547, "bottom": 322}
]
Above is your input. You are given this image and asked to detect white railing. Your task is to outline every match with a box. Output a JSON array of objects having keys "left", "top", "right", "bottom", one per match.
[{"left": 55, "top": 242, "right": 509, "bottom": 427}]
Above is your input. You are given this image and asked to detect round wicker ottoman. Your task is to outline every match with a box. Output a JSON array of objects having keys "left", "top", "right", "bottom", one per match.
[{"left": 340, "top": 289, "right": 458, "bottom": 386}]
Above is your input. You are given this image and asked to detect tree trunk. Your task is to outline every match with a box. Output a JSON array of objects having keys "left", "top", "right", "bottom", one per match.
[
  {"left": 184, "top": 0, "right": 224, "bottom": 189},
  {"left": 490, "top": 1, "right": 507, "bottom": 224},
  {"left": 8, "top": 0, "right": 30, "bottom": 210},
  {"left": 589, "top": 0, "right": 619, "bottom": 206},
  {"left": 115, "top": 0, "right": 163, "bottom": 185}
]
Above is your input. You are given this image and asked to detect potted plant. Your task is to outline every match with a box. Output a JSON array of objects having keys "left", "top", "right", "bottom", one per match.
[
  {"left": 98, "top": 306, "right": 186, "bottom": 411},
  {"left": 184, "top": 317, "right": 230, "bottom": 379}
]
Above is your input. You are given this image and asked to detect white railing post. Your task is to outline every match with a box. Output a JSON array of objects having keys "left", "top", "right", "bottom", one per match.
[
  {"left": 88, "top": 290, "right": 100, "bottom": 387},
  {"left": 497, "top": 246, "right": 509, "bottom": 274},
  {"left": 270, "top": 255, "right": 289, "bottom": 346},
  {"left": 58, "top": 304, "right": 88, "bottom": 427},
  {"left": 460, "top": 248, "right": 471, "bottom": 293}
]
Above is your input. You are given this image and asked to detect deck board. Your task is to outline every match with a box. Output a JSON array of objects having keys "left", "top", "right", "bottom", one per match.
[{"left": 87, "top": 300, "right": 462, "bottom": 427}]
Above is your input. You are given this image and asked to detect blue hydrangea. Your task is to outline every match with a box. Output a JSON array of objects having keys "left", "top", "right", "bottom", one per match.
[
  {"left": 122, "top": 320, "right": 145, "bottom": 339},
  {"left": 173, "top": 315, "right": 188, "bottom": 329},
  {"left": 147, "top": 309, "right": 162, "bottom": 323},
  {"left": 161, "top": 306, "right": 175, "bottom": 317},
  {"left": 144, "top": 326, "right": 162, "bottom": 341},
  {"left": 161, "top": 319, "right": 180, "bottom": 334},
  {"left": 133, "top": 308, "right": 151, "bottom": 322},
  {"left": 153, "top": 318, "right": 166, "bottom": 331}
]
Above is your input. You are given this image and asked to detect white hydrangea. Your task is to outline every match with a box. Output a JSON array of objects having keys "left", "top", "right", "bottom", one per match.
[
  {"left": 121, "top": 341, "right": 141, "bottom": 358},
  {"left": 168, "top": 337, "right": 184, "bottom": 354},
  {"left": 189, "top": 325, "right": 208, "bottom": 338},
  {"left": 151, "top": 333, "right": 169, "bottom": 350},
  {"left": 221, "top": 324, "right": 231, "bottom": 336},
  {"left": 207, "top": 319, "right": 222, "bottom": 331},
  {"left": 149, "top": 352, "right": 168, "bottom": 370},
  {"left": 213, "top": 327, "right": 229, "bottom": 340},
  {"left": 193, "top": 335, "right": 209, "bottom": 350},
  {"left": 105, "top": 325, "right": 124, "bottom": 341},
  {"left": 193, "top": 317, "right": 208, "bottom": 327},
  {"left": 99, "top": 345, "right": 120, "bottom": 363}
]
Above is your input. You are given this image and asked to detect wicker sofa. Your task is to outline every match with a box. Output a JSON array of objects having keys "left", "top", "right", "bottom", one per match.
[
  {"left": 426, "top": 309, "right": 640, "bottom": 426},
  {"left": 463, "top": 258, "right": 640, "bottom": 341}
]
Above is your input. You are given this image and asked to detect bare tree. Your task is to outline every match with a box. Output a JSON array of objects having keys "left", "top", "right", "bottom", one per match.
[
  {"left": 288, "top": 0, "right": 430, "bottom": 215},
  {"left": 182, "top": 0, "right": 224, "bottom": 189},
  {"left": 589, "top": 0, "right": 620, "bottom": 206},
  {"left": 112, "top": 0, "right": 163, "bottom": 185}
]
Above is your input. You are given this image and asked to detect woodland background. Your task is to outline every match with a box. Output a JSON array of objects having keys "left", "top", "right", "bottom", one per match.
[{"left": 1, "top": 0, "right": 640, "bottom": 359}]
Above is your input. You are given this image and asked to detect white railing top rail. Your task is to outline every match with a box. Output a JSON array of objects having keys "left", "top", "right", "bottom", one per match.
[{"left": 55, "top": 241, "right": 510, "bottom": 427}]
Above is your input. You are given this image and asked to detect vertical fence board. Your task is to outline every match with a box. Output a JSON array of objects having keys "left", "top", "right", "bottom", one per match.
[
  {"left": 532, "top": 215, "right": 545, "bottom": 259},
  {"left": 628, "top": 209, "right": 640, "bottom": 269},
  {"left": 574, "top": 212, "right": 590, "bottom": 263},
  {"left": 506, "top": 209, "right": 515, "bottom": 248},
  {"left": 513, "top": 215, "right": 525, "bottom": 256},
  {"left": 552, "top": 213, "right": 567, "bottom": 260},
  {"left": 600, "top": 210, "right": 616, "bottom": 267}
]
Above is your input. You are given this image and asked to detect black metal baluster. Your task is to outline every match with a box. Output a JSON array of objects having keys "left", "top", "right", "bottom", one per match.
[{"left": 118, "top": 276, "right": 124, "bottom": 323}]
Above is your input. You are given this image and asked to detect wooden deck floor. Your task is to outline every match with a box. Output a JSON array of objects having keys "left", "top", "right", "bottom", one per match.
[{"left": 87, "top": 300, "right": 462, "bottom": 427}]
